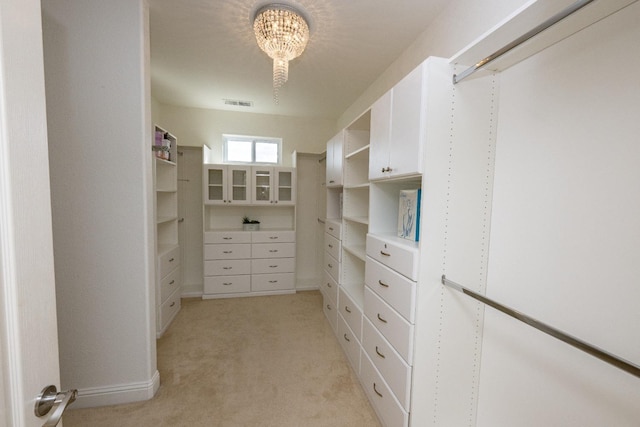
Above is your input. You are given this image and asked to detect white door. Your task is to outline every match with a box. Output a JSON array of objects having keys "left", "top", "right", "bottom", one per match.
[{"left": 0, "top": 0, "right": 69, "bottom": 426}]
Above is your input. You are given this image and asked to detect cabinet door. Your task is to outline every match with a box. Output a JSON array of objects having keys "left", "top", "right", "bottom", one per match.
[
  {"left": 275, "top": 167, "right": 295, "bottom": 205},
  {"left": 252, "top": 167, "right": 273, "bottom": 204},
  {"left": 203, "top": 165, "right": 227, "bottom": 204},
  {"left": 388, "top": 63, "right": 425, "bottom": 178},
  {"left": 369, "top": 90, "right": 392, "bottom": 180},
  {"left": 227, "top": 166, "right": 252, "bottom": 204},
  {"left": 326, "top": 132, "right": 343, "bottom": 187}
]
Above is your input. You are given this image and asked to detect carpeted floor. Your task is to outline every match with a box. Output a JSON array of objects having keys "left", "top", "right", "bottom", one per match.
[{"left": 63, "top": 291, "right": 381, "bottom": 426}]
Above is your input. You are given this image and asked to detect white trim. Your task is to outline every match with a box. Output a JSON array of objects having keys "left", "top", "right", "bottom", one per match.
[
  {"left": 71, "top": 370, "right": 160, "bottom": 409},
  {"left": 202, "top": 290, "right": 295, "bottom": 300}
]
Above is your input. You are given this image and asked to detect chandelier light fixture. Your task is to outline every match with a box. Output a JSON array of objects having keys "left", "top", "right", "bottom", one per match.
[{"left": 253, "top": 4, "right": 310, "bottom": 104}]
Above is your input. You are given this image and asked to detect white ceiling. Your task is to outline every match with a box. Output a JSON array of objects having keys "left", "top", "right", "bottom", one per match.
[{"left": 149, "top": 0, "right": 451, "bottom": 120}]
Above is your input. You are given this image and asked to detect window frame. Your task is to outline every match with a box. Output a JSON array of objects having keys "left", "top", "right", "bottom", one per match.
[{"left": 222, "top": 134, "right": 282, "bottom": 165}]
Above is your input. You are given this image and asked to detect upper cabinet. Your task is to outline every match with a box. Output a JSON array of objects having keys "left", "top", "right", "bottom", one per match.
[
  {"left": 203, "top": 164, "right": 252, "bottom": 205},
  {"left": 369, "top": 57, "right": 449, "bottom": 181},
  {"left": 326, "top": 131, "right": 344, "bottom": 187},
  {"left": 252, "top": 166, "right": 296, "bottom": 205}
]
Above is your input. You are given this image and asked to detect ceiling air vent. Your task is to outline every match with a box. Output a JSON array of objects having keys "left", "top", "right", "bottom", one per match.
[{"left": 224, "top": 99, "right": 253, "bottom": 107}]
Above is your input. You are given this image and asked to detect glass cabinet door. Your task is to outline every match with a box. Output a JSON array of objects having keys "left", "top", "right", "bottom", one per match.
[
  {"left": 252, "top": 168, "right": 273, "bottom": 204},
  {"left": 228, "top": 166, "right": 252, "bottom": 204},
  {"left": 276, "top": 169, "right": 295, "bottom": 204},
  {"left": 204, "top": 165, "right": 226, "bottom": 204}
]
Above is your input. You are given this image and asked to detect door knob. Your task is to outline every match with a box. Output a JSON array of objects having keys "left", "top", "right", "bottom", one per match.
[{"left": 35, "top": 385, "right": 78, "bottom": 426}]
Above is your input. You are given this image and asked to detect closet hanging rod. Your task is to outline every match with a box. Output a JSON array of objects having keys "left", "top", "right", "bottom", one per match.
[
  {"left": 452, "top": 0, "right": 596, "bottom": 84},
  {"left": 441, "top": 275, "right": 640, "bottom": 378}
]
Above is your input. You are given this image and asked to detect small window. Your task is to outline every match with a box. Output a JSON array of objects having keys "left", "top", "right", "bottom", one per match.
[{"left": 223, "top": 135, "right": 281, "bottom": 164}]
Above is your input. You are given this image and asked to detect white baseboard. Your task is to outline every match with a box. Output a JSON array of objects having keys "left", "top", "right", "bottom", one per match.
[
  {"left": 181, "top": 283, "right": 203, "bottom": 298},
  {"left": 72, "top": 370, "right": 160, "bottom": 409}
]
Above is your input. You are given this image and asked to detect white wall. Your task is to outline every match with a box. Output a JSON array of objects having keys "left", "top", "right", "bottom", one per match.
[
  {"left": 42, "top": 0, "right": 158, "bottom": 407},
  {"left": 155, "top": 104, "right": 335, "bottom": 166}
]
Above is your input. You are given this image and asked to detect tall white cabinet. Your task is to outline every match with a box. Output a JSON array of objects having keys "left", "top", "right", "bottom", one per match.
[{"left": 153, "top": 125, "right": 181, "bottom": 338}]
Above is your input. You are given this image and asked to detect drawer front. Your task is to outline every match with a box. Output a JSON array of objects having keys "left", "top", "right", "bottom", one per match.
[
  {"left": 322, "top": 292, "right": 338, "bottom": 333},
  {"left": 204, "top": 231, "right": 251, "bottom": 244},
  {"left": 324, "top": 252, "right": 341, "bottom": 283},
  {"left": 321, "top": 270, "right": 338, "bottom": 305},
  {"left": 365, "top": 257, "right": 416, "bottom": 323},
  {"left": 251, "top": 230, "right": 295, "bottom": 243},
  {"left": 366, "top": 234, "right": 418, "bottom": 281},
  {"left": 251, "top": 273, "right": 294, "bottom": 292},
  {"left": 324, "top": 233, "right": 341, "bottom": 261},
  {"left": 204, "top": 259, "right": 251, "bottom": 276},
  {"left": 337, "top": 314, "right": 361, "bottom": 374},
  {"left": 251, "top": 257, "right": 295, "bottom": 274},
  {"left": 360, "top": 352, "right": 409, "bottom": 427},
  {"left": 325, "top": 220, "right": 342, "bottom": 240},
  {"left": 338, "top": 288, "right": 362, "bottom": 340},
  {"left": 160, "top": 267, "right": 181, "bottom": 303},
  {"left": 362, "top": 317, "right": 412, "bottom": 410},
  {"left": 364, "top": 287, "right": 414, "bottom": 364},
  {"left": 160, "top": 288, "right": 181, "bottom": 330},
  {"left": 204, "top": 244, "right": 251, "bottom": 260},
  {"left": 204, "top": 275, "right": 251, "bottom": 294},
  {"left": 251, "top": 243, "right": 296, "bottom": 259},
  {"left": 159, "top": 246, "right": 180, "bottom": 278}
]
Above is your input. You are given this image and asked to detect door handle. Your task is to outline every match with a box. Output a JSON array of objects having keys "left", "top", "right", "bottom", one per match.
[{"left": 35, "top": 385, "right": 78, "bottom": 426}]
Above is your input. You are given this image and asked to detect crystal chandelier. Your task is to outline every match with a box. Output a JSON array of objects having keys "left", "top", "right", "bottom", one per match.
[{"left": 253, "top": 4, "right": 309, "bottom": 104}]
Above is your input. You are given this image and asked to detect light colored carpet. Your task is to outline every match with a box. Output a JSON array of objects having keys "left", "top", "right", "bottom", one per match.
[{"left": 63, "top": 291, "right": 381, "bottom": 426}]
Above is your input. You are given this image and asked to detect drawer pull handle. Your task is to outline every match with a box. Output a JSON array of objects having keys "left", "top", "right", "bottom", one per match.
[
  {"left": 375, "top": 346, "right": 386, "bottom": 359},
  {"left": 380, "top": 251, "right": 390, "bottom": 257},
  {"left": 223, "top": 237, "right": 232, "bottom": 240},
  {"left": 223, "top": 267, "right": 232, "bottom": 270},
  {"left": 223, "top": 282, "right": 233, "bottom": 286},
  {"left": 343, "top": 334, "right": 350, "bottom": 343},
  {"left": 327, "top": 282, "right": 332, "bottom": 288},
  {"left": 329, "top": 227, "right": 334, "bottom": 231},
  {"left": 326, "top": 304, "right": 332, "bottom": 310},
  {"left": 328, "top": 244, "right": 333, "bottom": 248},
  {"left": 269, "top": 280, "right": 278, "bottom": 283},
  {"left": 329, "top": 180, "right": 335, "bottom": 184},
  {"left": 169, "top": 280, "right": 175, "bottom": 285},
  {"left": 373, "top": 383, "right": 383, "bottom": 398},
  {"left": 377, "top": 313, "right": 388, "bottom": 323},
  {"left": 269, "top": 265, "right": 278, "bottom": 268},
  {"left": 328, "top": 263, "right": 333, "bottom": 268},
  {"left": 378, "top": 280, "right": 389, "bottom": 288},
  {"left": 169, "top": 257, "right": 175, "bottom": 262},
  {"left": 269, "top": 236, "right": 278, "bottom": 239},
  {"left": 223, "top": 251, "right": 233, "bottom": 254},
  {"left": 170, "top": 302, "right": 175, "bottom": 307},
  {"left": 269, "top": 250, "right": 278, "bottom": 253},
  {"left": 345, "top": 306, "right": 351, "bottom": 314}
]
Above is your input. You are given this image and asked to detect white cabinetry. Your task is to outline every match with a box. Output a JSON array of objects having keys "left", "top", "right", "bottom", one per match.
[
  {"left": 203, "top": 164, "right": 252, "bottom": 205},
  {"left": 326, "top": 131, "right": 344, "bottom": 187},
  {"left": 369, "top": 57, "right": 449, "bottom": 181},
  {"left": 153, "top": 125, "right": 181, "bottom": 338},
  {"left": 252, "top": 167, "right": 296, "bottom": 205}
]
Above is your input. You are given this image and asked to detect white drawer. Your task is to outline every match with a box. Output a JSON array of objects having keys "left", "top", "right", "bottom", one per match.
[
  {"left": 252, "top": 243, "right": 295, "bottom": 259},
  {"left": 339, "top": 288, "right": 362, "bottom": 341},
  {"left": 204, "top": 259, "right": 251, "bottom": 276},
  {"left": 322, "top": 292, "right": 337, "bottom": 333},
  {"left": 251, "top": 257, "right": 295, "bottom": 274},
  {"left": 204, "top": 275, "right": 251, "bottom": 294},
  {"left": 251, "top": 230, "right": 295, "bottom": 243},
  {"left": 324, "top": 233, "right": 341, "bottom": 261},
  {"left": 159, "top": 246, "right": 180, "bottom": 278},
  {"left": 362, "top": 317, "right": 412, "bottom": 410},
  {"left": 321, "top": 270, "right": 338, "bottom": 305},
  {"left": 366, "top": 234, "right": 418, "bottom": 281},
  {"left": 251, "top": 273, "right": 294, "bottom": 292},
  {"left": 204, "top": 231, "right": 251, "bottom": 244},
  {"left": 337, "top": 314, "right": 361, "bottom": 374},
  {"left": 325, "top": 219, "right": 342, "bottom": 240},
  {"left": 364, "top": 287, "right": 414, "bottom": 364},
  {"left": 160, "top": 288, "right": 180, "bottom": 331},
  {"left": 204, "top": 244, "right": 251, "bottom": 260},
  {"left": 360, "top": 352, "right": 409, "bottom": 427},
  {"left": 324, "top": 252, "right": 340, "bottom": 283},
  {"left": 365, "top": 257, "right": 416, "bottom": 323},
  {"left": 160, "top": 266, "right": 181, "bottom": 303}
]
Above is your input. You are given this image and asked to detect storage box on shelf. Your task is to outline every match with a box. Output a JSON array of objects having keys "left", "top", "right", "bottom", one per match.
[{"left": 153, "top": 125, "right": 181, "bottom": 338}]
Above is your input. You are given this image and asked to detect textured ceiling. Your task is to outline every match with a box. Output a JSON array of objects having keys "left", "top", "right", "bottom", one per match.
[{"left": 149, "top": 0, "right": 450, "bottom": 120}]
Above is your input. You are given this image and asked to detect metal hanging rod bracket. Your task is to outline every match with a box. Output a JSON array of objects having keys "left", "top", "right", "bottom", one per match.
[
  {"left": 441, "top": 275, "right": 640, "bottom": 378},
  {"left": 452, "top": 0, "right": 596, "bottom": 84}
]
